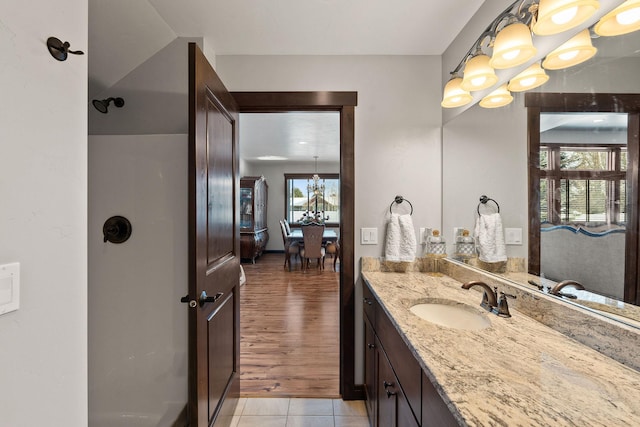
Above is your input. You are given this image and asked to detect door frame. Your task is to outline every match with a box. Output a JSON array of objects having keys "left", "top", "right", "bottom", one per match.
[{"left": 231, "top": 91, "right": 362, "bottom": 399}]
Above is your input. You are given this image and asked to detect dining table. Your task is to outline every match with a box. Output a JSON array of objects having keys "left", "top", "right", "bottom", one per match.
[{"left": 287, "top": 228, "right": 338, "bottom": 244}]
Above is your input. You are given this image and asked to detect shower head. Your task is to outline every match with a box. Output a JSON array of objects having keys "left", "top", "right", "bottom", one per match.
[{"left": 92, "top": 97, "right": 125, "bottom": 114}]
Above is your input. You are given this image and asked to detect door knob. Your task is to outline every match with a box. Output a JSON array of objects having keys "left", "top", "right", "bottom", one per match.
[
  {"left": 199, "top": 291, "right": 223, "bottom": 307},
  {"left": 180, "top": 295, "right": 197, "bottom": 308}
]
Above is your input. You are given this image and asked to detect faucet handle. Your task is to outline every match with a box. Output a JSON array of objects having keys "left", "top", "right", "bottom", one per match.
[{"left": 497, "top": 292, "right": 516, "bottom": 318}]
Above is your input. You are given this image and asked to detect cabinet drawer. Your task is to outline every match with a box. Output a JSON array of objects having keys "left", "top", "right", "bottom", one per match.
[
  {"left": 376, "top": 306, "right": 421, "bottom": 424},
  {"left": 363, "top": 280, "right": 377, "bottom": 326}
]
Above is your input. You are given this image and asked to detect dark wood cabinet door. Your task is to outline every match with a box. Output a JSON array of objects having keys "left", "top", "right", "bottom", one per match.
[
  {"left": 377, "top": 339, "right": 397, "bottom": 427},
  {"left": 364, "top": 317, "right": 377, "bottom": 425},
  {"left": 422, "top": 371, "right": 459, "bottom": 427}
]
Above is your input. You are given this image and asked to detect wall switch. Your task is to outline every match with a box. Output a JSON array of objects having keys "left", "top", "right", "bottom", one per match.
[
  {"left": 0, "top": 263, "right": 20, "bottom": 316},
  {"left": 419, "top": 227, "right": 426, "bottom": 244},
  {"left": 505, "top": 228, "right": 523, "bottom": 245},
  {"left": 361, "top": 228, "right": 378, "bottom": 245}
]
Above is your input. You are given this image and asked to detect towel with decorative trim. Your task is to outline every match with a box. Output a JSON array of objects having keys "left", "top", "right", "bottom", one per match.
[
  {"left": 385, "top": 213, "right": 417, "bottom": 262},
  {"left": 474, "top": 212, "right": 507, "bottom": 263}
]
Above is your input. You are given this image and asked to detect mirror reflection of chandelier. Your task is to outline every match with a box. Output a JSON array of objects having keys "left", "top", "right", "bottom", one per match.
[{"left": 308, "top": 156, "right": 325, "bottom": 195}]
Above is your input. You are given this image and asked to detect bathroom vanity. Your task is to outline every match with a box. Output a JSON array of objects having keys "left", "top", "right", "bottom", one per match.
[{"left": 361, "top": 262, "right": 640, "bottom": 426}]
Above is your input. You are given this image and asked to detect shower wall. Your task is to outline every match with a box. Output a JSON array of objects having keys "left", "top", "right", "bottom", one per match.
[{"left": 88, "top": 134, "right": 188, "bottom": 426}]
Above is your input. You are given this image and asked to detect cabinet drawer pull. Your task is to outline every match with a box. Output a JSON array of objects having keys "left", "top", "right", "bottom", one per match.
[
  {"left": 363, "top": 297, "right": 373, "bottom": 306},
  {"left": 367, "top": 343, "right": 376, "bottom": 349},
  {"left": 386, "top": 390, "right": 397, "bottom": 398},
  {"left": 383, "top": 380, "right": 394, "bottom": 389}
]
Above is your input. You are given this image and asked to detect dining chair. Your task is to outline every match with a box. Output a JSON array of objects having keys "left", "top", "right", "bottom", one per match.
[
  {"left": 325, "top": 239, "right": 340, "bottom": 271},
  {"left": 300, "top": 224, "right": 326, "bottom": 271},
  {"left": 283, "top": 218, "right": 291, "bottom": 236},
  {"left": 279, "top": 220, "right": 300, "bottom": 271}
]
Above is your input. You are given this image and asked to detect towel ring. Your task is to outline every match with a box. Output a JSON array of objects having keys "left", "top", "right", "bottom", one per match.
[
  {"left": 389, "top": 195, "right": 413, "bottom": 215},
  {"left": 477, "top": 195, "right": 500, "bottom": 215}
]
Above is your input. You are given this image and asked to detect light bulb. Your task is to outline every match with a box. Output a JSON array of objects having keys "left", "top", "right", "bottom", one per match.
[
  {"left": 450, "top": 96, "right": 462, "bottom": 103},
  {"left": 617, "top": 7, "right": 640, "bottom": 25},
  {"left": 552, "top": 6, "right": 578, "bottom": 24},
  {"left": 471, "top": 76, "right": 487, "bottom": 87},
  {"left": 502, "top": 49, "right": 521, "bottom": 60},
  {"left": 519, "top": 77, "right": 537, "bottom": 87},
  {"left": 558, "top": 50, "right": 579, "bottom": 61}
]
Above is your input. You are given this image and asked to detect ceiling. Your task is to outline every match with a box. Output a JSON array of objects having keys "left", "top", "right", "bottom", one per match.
[
  {"left": 147, "top": 0, "right": 483, "bottom": 56},
  {"left": 88, "top": 0, "right": 485, "bottom": 162},
  {"left": 89, "top": 0, "right": 484, "bottom": 96},
  {"left": 240, "top": 112, "right": 341, "bottom": 162}
]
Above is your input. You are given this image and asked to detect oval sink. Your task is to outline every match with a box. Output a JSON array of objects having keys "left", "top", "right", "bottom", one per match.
[{"left": 409, "top": 302, "right": 491, "bottom": 331}]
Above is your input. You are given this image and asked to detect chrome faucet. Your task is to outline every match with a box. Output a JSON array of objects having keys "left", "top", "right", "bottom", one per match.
[
  {"left": 461, "top": 281, "right": 515, "bottom": 317},
  {"left": 549, "top": 280, "right": 585, "bottom": 298}
]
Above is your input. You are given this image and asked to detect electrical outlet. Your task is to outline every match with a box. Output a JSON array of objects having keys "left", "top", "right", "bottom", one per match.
[{"left": 419, "top": 227, "right": 426, "bottom": 244}]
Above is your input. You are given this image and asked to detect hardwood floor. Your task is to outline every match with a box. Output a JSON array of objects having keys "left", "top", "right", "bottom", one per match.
[{"left": 240, "top": 252, "right": 340, "bottom": 398}]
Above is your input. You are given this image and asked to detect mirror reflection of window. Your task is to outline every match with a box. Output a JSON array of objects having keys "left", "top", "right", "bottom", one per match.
[
  {"left": 540, "top": 112, "right": 628, "bottom": 226},
  {"left": 539, "top": 112, "right": 629, "bottom": 300}
]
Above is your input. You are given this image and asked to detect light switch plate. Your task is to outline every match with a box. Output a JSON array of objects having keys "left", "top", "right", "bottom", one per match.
[
  {"left": 0, "top": 262, "right": 20, "bottom": 316},
  {"left": 361, "top": 228, "right": 378, "bottom": 245},
  {"left": 505, "top": 228, "right": 523, "bottom": 245}
]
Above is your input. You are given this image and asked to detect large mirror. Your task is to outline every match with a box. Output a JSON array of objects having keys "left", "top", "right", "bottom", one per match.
[{"left": 442, "top": 14, "right": 640, "bottom": 328}]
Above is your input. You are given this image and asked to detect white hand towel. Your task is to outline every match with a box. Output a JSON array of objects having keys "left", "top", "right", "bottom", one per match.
[
  {"left": 398, "top": 214, "right": 417, "bottom": 262},
  {"left": 384, "top": 213, "right": 401, "bottom": 262},
  {"left": 474, "top": 213, "right": 507, "bottom": 263}
]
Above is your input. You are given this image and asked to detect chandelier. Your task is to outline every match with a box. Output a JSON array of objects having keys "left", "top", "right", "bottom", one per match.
[
  {"left": 308, "top": 156, "right": 325, "bottom": 195},
  {"left": 301, "top": 156, "right": 328, "bottom": 224}
]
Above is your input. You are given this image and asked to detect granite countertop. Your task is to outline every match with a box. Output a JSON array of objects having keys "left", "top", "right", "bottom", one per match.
[
  {"left": 362, "top": 271, "right": 640, "bottom": 427},
  {"left": 501, "top": 271, "right": 640, "bottom": 327}
]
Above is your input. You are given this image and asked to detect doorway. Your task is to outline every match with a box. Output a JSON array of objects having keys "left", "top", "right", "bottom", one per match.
[{"left": 233, "top": 91, "right": 361, "bottom": 399}]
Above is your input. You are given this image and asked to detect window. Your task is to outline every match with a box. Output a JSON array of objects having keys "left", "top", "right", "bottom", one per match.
[
  {"left": 285, "top": 173, "right": 340, "bottom": 226},
  {"left": 540, "top": 145, "right": 627, "bottom": 225}
]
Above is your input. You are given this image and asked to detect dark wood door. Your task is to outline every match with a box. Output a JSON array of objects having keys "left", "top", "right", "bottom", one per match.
[{"left": 187, "top": 42, "right": 240, "bottom": 427}]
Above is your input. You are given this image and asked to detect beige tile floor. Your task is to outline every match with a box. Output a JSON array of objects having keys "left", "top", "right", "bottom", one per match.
[{"left": 230, "top": 398, "right": 369, "bottom": 427}]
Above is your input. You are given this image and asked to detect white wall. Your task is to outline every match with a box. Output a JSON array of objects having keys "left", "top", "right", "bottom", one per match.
[
  {"left": 442, "top": 97, "right": 529, "bottom": 259},
  {"left": 217, "top": 55, "right": 443, "bottom": 382},
  {"left": 0, "top": 1, "right": 88, "bottom": 425},
  {"left": 218, "top": 55, "right": 444, "bottom": 261},
  {"left": 242, "top": 159, "right": 340, "bottom": 252},
  {"left": 89, "top": 37, "right": 201, "bottom": 136},
  {"left": 88, "top": 134, "right": 188, "bottom": 426}
]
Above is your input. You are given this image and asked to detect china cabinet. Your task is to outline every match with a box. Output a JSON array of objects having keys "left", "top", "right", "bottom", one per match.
[{"left": 240, "top": 176, "right": 269, "bottom": 263}]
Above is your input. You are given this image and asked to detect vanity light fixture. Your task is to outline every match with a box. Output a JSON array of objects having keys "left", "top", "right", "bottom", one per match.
[
  {"left": 594, "top": 0, "right": 640, "bottom": 36},
  {"left": 461, "top": 53, "right": 499, "bottom": 91},
  {"left": 490, "top": 21, "right": 537, "bottom": 69},
  {"left": 507, "top": 62, "right": 550, "bottom": 91},
  {"left": 441, "top": 76, "right": 473, "bottom": 108},
  {"left": 542, "top": 28, "right": 597, "bottom": 69},
  {"left": 479, "top": 84, "right": 514, "bottom": 108},
  {"left": 532, "top": 0, "right": 600, "bottom": 36}
]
